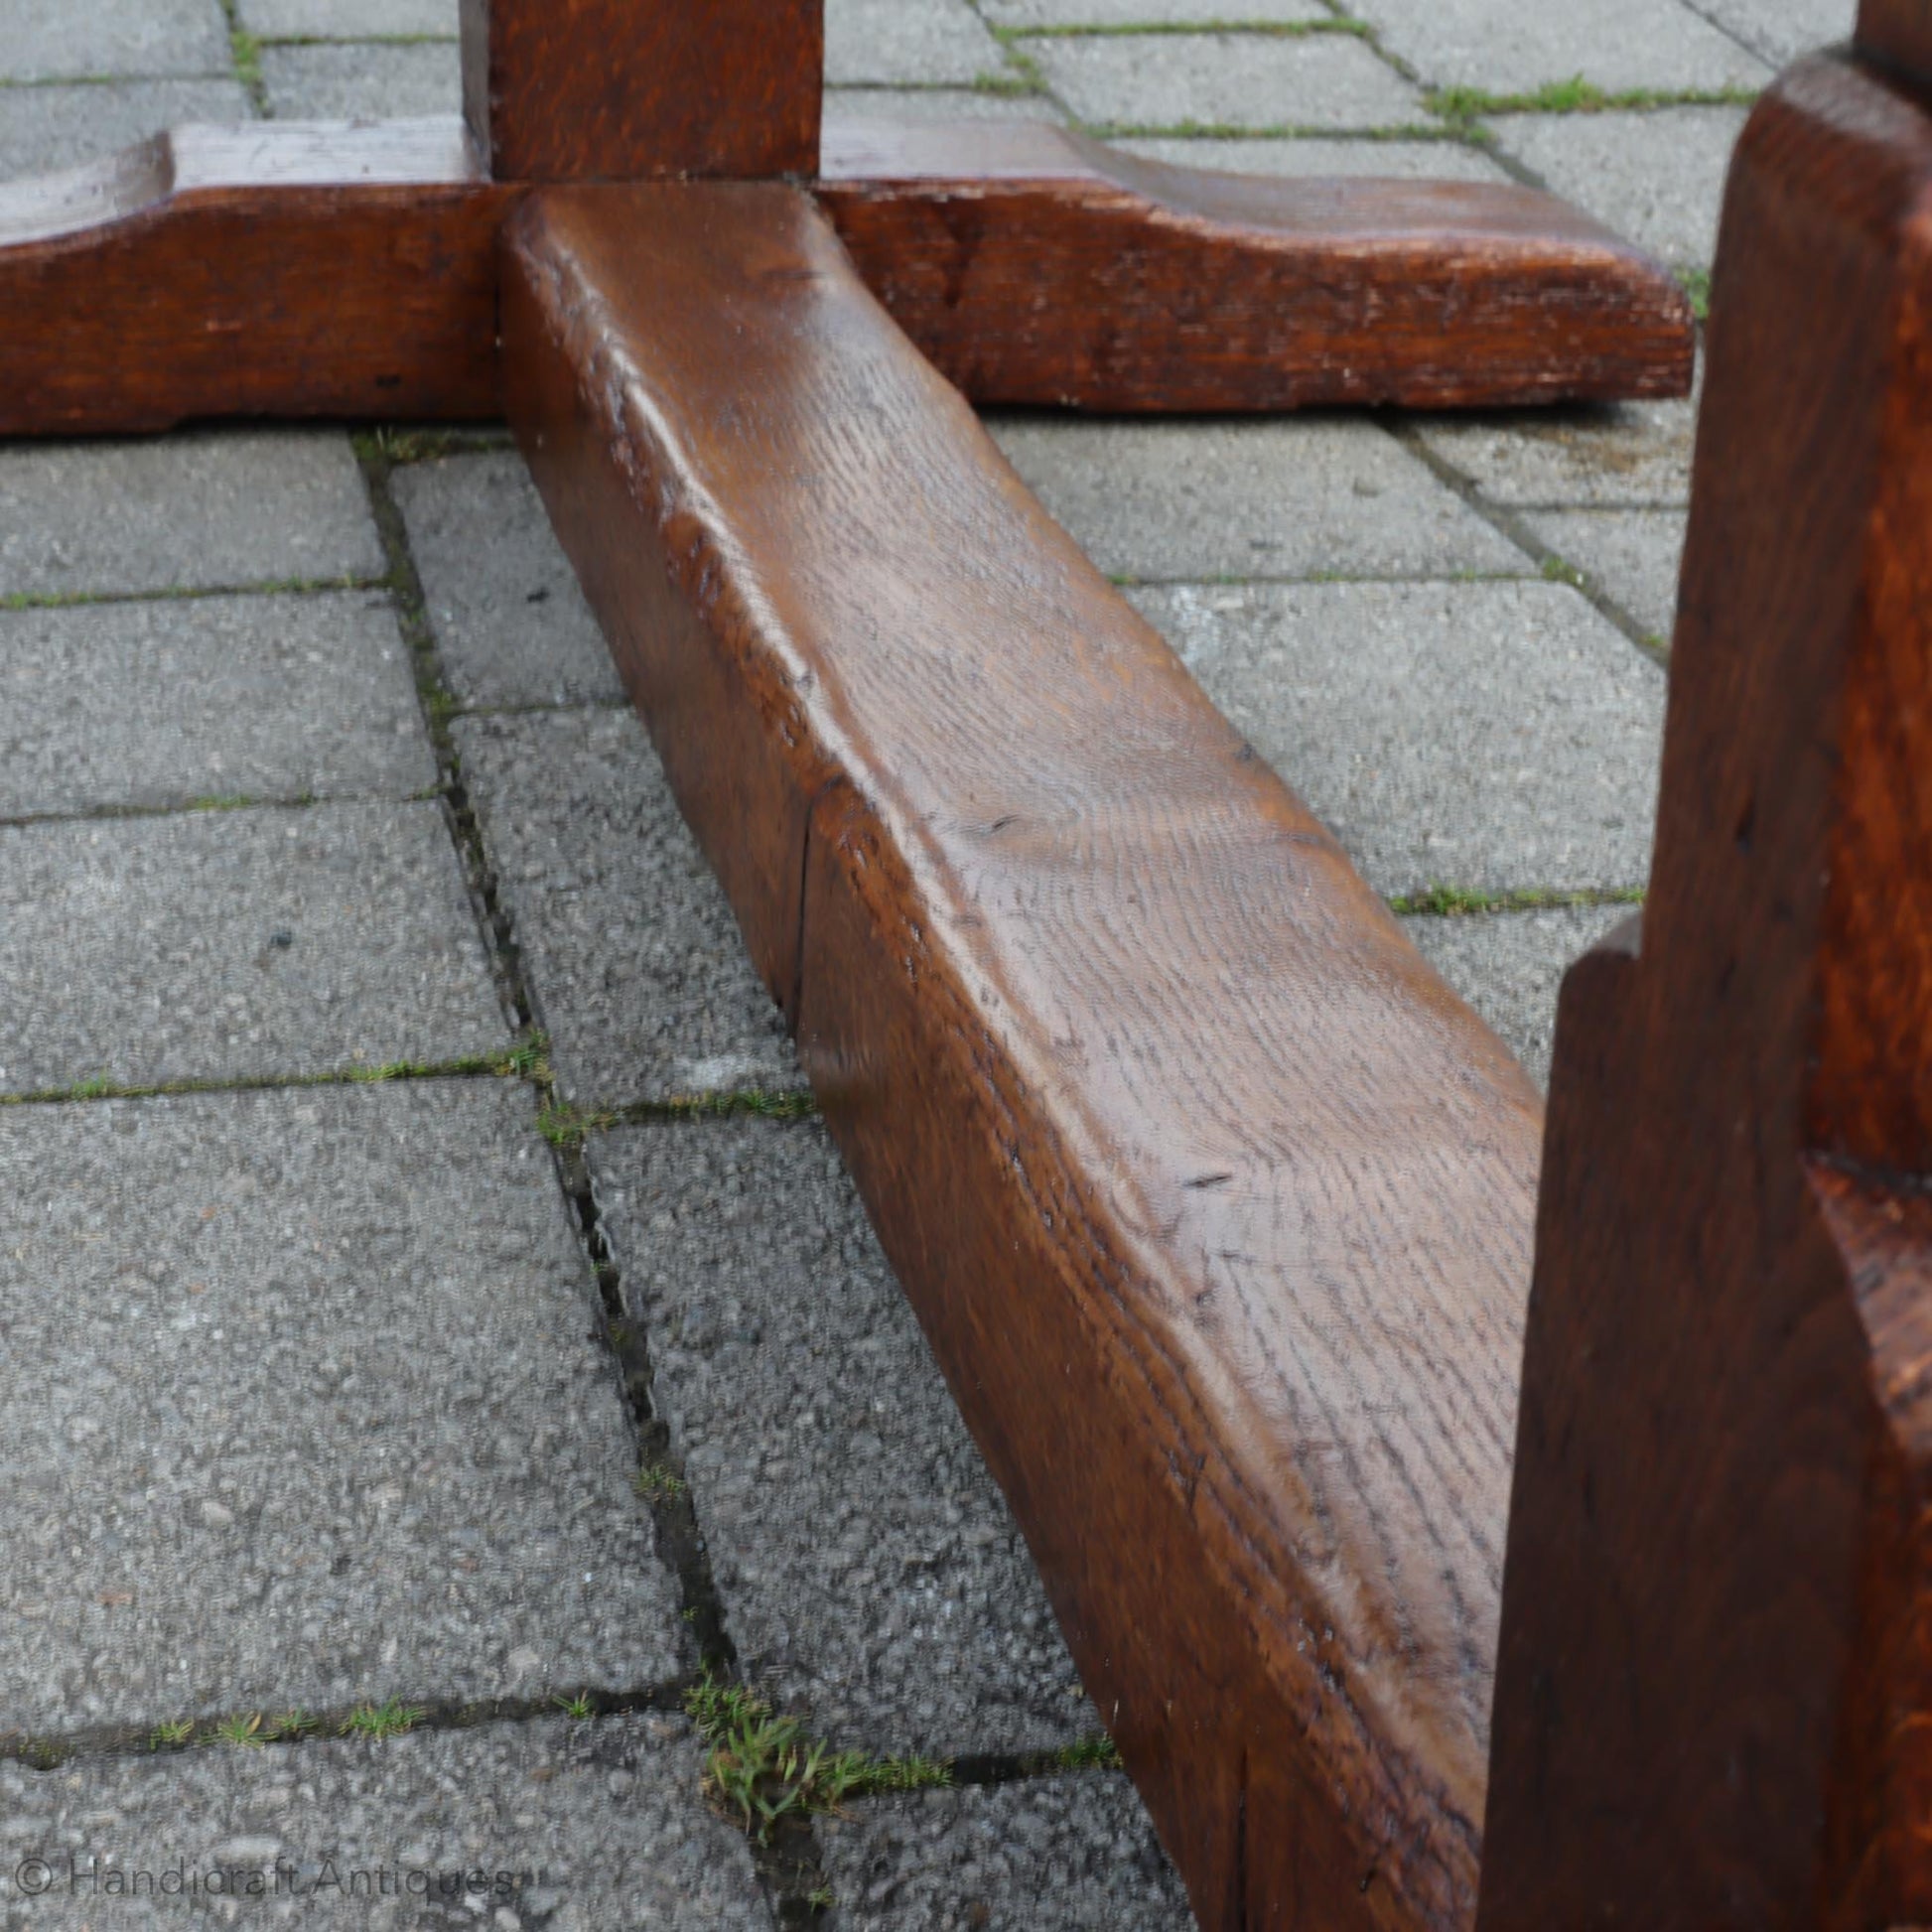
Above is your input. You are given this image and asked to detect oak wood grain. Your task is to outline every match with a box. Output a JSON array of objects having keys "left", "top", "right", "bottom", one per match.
[
  {"left": 502, "top": 178, "right": 1546, "bottom": 1932},
  {"left": 1860, "top": 0, "right": 1932, "bottom": 75},
  {"left": 817, "top": 119, "right": 1695, "bottom": 409},
  {"left": 459, "top": 0, "right": 821, "bottom": 182},
  {"left": 0, "top": 120, "right": 511, "bottom": 434},
  {"left": 0, "top": 113, "right": 1695, "bottom": 435},
  {"left": 1479, "top": 50, "right": 1932, "bottom": 1928}
]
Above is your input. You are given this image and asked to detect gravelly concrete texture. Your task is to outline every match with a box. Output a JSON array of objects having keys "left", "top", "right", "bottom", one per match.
[
  {"left": 1136, "top": 579, "right": 1664, "bottom": 897},
  {"left": 1121, "top": 133, "right": 1511, "bottom": 180},
  {"left": 259, "top": 39, "right": 461, "bottom": 120},
  {"left": 1347, "top": 0, "right": 1770, "bottom": 93},
  {"left": 0, "top": 1718, "right": 766, "bottom": 1930},
  {"left": 0, "top": 433, "right": 382, "bottom": 599},
  {"left": 1525, "top": 506, "right": 1688, "bottom": 645},
  {"left": 826, "top": 0, "right": 1006, "bottom": 86},
  {"left": 0, "top": 591, "right": 432, "bottom": 819},
  {"left": 1496, "top": 105, "right": 1749, "bottom": 272},
  {"left": 593, "top": 1118, "right": 1093, "bottom": 1757},
  {"left": 0, "top": 77, "right": 247, "bottom": 176},
  {"left": 1414, "top": 392, "right": 1699, "bottom": 507},
  {"left": 0, "top": 800, "right": 504, "bottom": 1093},
  {"left": 237, "top": 0, "right": 454, "bottom": 37},
  {"left": 0, "top": 0, "right": 229, "bottom": 81},
  {"left": 1402, "top": 902, "right": 1637, "bottom": 1089},
  {"left": 989, "top": 416, "right": 1525, "bottom": 582},
  {"left": 454, "top": 709, "right": 799, "bottom": 1107},
  {"left": 396, "top": 452, "right": 622, "bottom": 710},
  {"left": 1030, "top": 31, "right": 1427, "bottom": 130},
  {"left": 0, "top": 1083, "right": 681, "bottom": 1734},
  {"left": 819, "top": 1774, "right": 1193, "bottom": 1929}
]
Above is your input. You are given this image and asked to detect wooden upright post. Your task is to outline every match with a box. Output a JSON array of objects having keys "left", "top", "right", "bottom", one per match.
[
  {"left": 1480, "top": 26, "right": 1932, "bottom": 1927},
  {"left": 459, "top": 0, "right": 823, "bottom": 182}
]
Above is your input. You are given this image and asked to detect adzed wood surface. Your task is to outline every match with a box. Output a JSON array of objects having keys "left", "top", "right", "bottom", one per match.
[
  {"left": 1479, "top": 49, "right": 1932, "bottom": 1929},
  {"left": 501, "top": 179, "right": 1546, "bottom": 1932},
  {"left": 0, "top": 121, "right": 511, "bottom": 434},
  {"left": 0, "top": 115, "right": 1693, "bottom": 435},
  {"left": 459, "top": 0, "right": 821, "bottom": 183},
  {"left": 818, "top": 120, "right": 1695, "bottom": 409}
]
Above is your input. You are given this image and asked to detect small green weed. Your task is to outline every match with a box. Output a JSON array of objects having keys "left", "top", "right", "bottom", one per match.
[
  {"left": 341, "top": 1698, "right": 426, "bottom": 1740},
  {"left": 149, "top": 1719, "right": 195, "bottom": 1751}
]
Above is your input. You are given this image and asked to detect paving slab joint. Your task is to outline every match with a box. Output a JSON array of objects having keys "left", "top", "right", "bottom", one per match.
[{"left": 1393, "top": 422, "right": 1676, "bottom": 665}]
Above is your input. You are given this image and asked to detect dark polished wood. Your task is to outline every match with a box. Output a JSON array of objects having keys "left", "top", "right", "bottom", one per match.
[
  {"left": 1479, "top": 48, "right": 1932, "bottom": 1929},
  {"left": 0, "top": 122, "right": 510, "bottom": 434},
  {"left": 459, "top": 0, "right": 822, "bottom": 182},
  {"left": 1860, "top": 0, "right": 1932, "bottom": 73},
  {"left": 0, "top": 116, "right": 1695, "bottom": 436},
  {"left": 820, "top": 121, "right": 1694, "bottom": 409},
  {"left": 502, "top": 178, "right": 1545, "bottom": 1932}
]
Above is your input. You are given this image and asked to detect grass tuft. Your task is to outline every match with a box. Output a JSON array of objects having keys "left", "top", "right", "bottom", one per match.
[
  {"left": 341, "top": 1698, "right": 426, "bottom": 1741},
  {"left": 683, "top": 1671, "right": 952, "bottom": 1841}
]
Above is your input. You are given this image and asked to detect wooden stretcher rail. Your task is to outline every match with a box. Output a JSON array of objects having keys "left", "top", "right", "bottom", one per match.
[
  {"left": 0, "top": 117, "right": 1693, "bottom": 436},
  {"left": 501, "top": 178, "right": 1545, "bottom": 1932}
]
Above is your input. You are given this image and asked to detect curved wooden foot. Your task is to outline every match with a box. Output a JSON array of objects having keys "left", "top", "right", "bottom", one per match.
[
  {"left": 0, "top": 115, "right": 1692, "bottom": 436},
  {"left": 820, "top": 120, "right": 1695, "bottom": 410}
]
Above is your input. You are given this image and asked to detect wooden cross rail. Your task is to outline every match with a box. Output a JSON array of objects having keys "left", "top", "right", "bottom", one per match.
[{"left": 23, "top": 0, "right": 1922, "bottom": 1925}]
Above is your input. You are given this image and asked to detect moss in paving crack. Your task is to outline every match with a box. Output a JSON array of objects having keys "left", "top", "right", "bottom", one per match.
[
  {"left": 1387, "top": 884, "right": 1645, "bottom": 917},
  {"left": 686, "top": 1672, "right": 952, "bottom": 1843},
  {"left": 0, "top": 574, "right": 379, "bottom": 616},
  {"left": 0, "top": 1035, "right": 548, "bottom": 1112},
  {"left": 1079, "top": 116, "right": 1456, "bottom": 141},
  {"left": 1679, "top": 267, "right": 1712, "bottom": 322},
  {"left": 1428, "top": 75, "right": 1758, "bottom": 121},
  {"left": 1004, "top": 17, "right": 1370, "bottom": 37},
  {"left": 1540, "top": 554, "right": 1588, "bottom": 591}
]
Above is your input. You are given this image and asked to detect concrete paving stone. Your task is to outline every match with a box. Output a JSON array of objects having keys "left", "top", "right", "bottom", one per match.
[
  {"left": 0, "top": 0, "right": 229, "bottom": 82},
  {"left": 1692, "top": 0, "right": 1847, "bottom": 66},
  {"left": 1524, "top": 506, "right": 1687, "bottom": 644},
  {"left": 1029, "top": 32, "right": 1425, "bottom": 131},
  {"left": 1118, "top": 132, "right": 1511, "bottom": 179},
  {"left": 824, "top": 85, "right": 1065, "bottom": 125},
  {"left": 1345, "top": 0, "right": 1771, "bottom": 93},
  {"left": 826, "top": 0, "right": 1007, "bottom": 86},
  {"left": 0, "top": 799, "right": 503, "bottom": 1092},
  {"left": 454, "top": 709, "right": 799, "bottom": 1107},
  {"left": 592, "top": 1118, "right": 1094, "bottom": 1757},
  {"left": 0, "top": 1718, "right": 765, "bottom": 1929},
  {"left": 1135, "top": 579, "right": 1663, "bottom": 896},
  {"left": 986, "top": 0, "right": 1321, "bottom": 22},
  {"left": 259, "top": 38, "right": 459, "bottom": 119},
  {"left": 0, "top": 78, "right": 248, "bottom": 178},
  {"left": 819, "top": 1774, "right": 1193, "bottom": 1930},
  {"left": 0, "top": 1083, "right": 680, "bottom": 1735},
  {"left": 238, "top": 0, "right": 455, "bottom": 39},
  {"left": 393, "top": 452, "right": 622, "bottom": 710},
  {"left": 988, "top": 415, "right": 1526, "bottom": 581},
  {"left": 0, "top": 591, "right": 432, "bottom": 820},
  {"left": 1402, "top": 902, "right": 1635, "bottom": 1089},
  {"left": 0, "top": 431, "right": 382, "bottom": 599},
  {"left": 1496, "top": 105, "right": 1747, "bottom": 270},
  {"left": 1413, "top": 383, "right": 1700, "bottom": 507}
]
